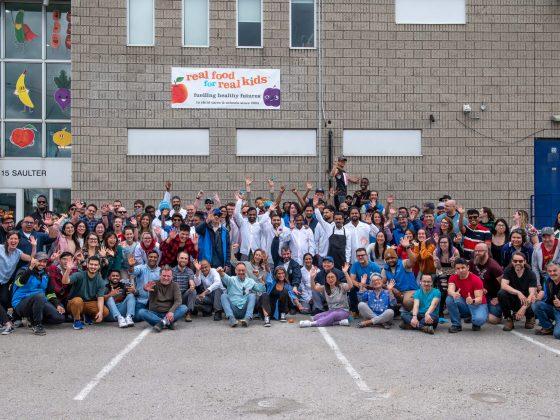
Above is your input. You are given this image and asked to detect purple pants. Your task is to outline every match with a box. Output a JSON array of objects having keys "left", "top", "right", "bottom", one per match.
[{"left": 312, "top": 308, "right": 349, "bottom": 327}]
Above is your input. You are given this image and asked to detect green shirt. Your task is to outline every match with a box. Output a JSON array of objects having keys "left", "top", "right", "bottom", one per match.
[{"left": 68, "top": 270, "right": 106, "bottom": 301}]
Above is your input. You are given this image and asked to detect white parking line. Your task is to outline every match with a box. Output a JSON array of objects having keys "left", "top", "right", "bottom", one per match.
[
  {"left": 318, "top": 327, "right": 390, "bottom": 398},
  {"left": 74, "top": 328, "right": 151, "bottom": 401},
  {"left": 511, "top": 330, "right": 560, "bottom": 356}
]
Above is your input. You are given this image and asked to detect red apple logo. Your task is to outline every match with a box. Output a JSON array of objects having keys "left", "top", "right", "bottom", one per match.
[
  {"left": 9, "top": 124, "right": 37, "bottom": 148},
  {"left": 171, "top": 77, "right": 188, "bottom": 104}
]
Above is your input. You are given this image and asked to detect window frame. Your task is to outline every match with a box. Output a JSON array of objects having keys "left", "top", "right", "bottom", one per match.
[
  {"left": 182, "top": 0, "right": 210, "bottom": 48},
  {"left": 127, "top": 0, "right": 156, "bottom": 46},
  {"left": 289, "top": 0, "right": 316, "bottom": 50},
  {"left": 0, "top": 1, "right": 71, "bottom": 160},
  {"left": 236, "top": 0, "right": 263, "bottom": 49}
]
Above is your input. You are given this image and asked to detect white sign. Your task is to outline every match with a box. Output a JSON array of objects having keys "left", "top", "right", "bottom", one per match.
[
  {"left": 171, "top": 67, "right": 281, "bottom": 109},
  {"left": 0, "top": 158, "right": 71, "bottom": 188}
]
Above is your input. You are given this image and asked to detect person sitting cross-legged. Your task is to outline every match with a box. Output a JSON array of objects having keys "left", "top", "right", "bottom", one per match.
[
  {"left": 138, "top": 265, "right": 188, "bottom": 332},
  {"left": 400, "top": 274, "right": 441, "bottom": 335},
  {"left": 356, "top": 273, "right": 394, "bottom": 329},
  {"left": 217, "top": 263, "right": 265, "bottom": 327}
]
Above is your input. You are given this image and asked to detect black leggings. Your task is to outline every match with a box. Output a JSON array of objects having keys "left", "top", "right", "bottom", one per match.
[
  {"left": 0, "top": 282, "right": 11, "bottom": 311},
  {"left": 15, "top": 294, "right": 65, "bottom": 326},
  {"left": 433, "top": 275, "right": 449, "bottom": 318},
  {"left": 269, "top": 287, "right": 289, "bottom": 315}
]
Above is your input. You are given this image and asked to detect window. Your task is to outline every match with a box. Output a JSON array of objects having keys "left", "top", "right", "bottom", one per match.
[
  {"left": 1, "top": 2, "right": 72, "bottom": 159},
  {"left": 343, "top": 130, "right": 422, "bottom": 156},
  {"left": 237, "top": 0, "right": 262, "bottom": 48},
  {"left": 183, "top": 0, "right": 209, "bottom": 47},
  {"left": 127, "top": 129, "right": 210, "bottom": 156},
  {"left": 237, "top": 129, "right": 316, "bottom": 156},
  {"left": 395, "top": 0, "right": 465, "bottom": 25},
  {"left": 127, "top": 0, "right": 155, "bottom": 45},
  {"left": 291, "top": 0, "right": 315, "bottom": 48}
]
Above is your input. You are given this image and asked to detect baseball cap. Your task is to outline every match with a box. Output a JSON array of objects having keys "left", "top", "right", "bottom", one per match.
[
  {"left": 264, "top": 200, "right": 273, "bottom": 208},
  {"left": 541, "top": 227, "right": 555, "bottom": 236},
  {"left": 437, "top": 202, "right": 445, "bottom": 209},
  {"left": 315, "top": 188, "right": 325, "bottom": 194},
  {"left": 212, "top": 208, "right": 222, "bottom": 216},
  {"left": 205, "top": 198, "right": 214, "bottom": 204},
  {"left": 337, "top": 155, "right": 348, "bottom": 161},
  {"left": 323, "top": 256, "right": 334, "bottom": 263},
  {"left": 34, "top": 252, "right": 49, "bottom": 261}
]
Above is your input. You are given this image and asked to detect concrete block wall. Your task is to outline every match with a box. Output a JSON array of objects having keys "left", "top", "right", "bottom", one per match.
[{"left": 72, "top": 0, "right": 560, "bottom": 219}]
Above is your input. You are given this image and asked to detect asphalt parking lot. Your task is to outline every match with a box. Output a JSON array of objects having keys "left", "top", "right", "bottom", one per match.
[{"left": 2, "top": 316, "right": 559, "bottom": 419}]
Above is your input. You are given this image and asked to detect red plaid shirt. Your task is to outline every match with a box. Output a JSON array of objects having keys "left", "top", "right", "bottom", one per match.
[
  {"left": 159, "top": 237, "right": 198, "bottom": 266},
  {"left": 46, "top": 264, "right": 77, "bottom": 303}
]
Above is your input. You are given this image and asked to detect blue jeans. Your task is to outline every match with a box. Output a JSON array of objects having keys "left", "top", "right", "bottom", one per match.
[
  {"left": 487, "top": 301, "right": 502, "bottom": 319},
  {"left": 401, "top": 310, "right": 439, "bottom": 329},
  {"left": 445, "top": 296, "right": 488, "bottom": 327},
  {"left": 532, "top": 301, "right": 560, "bottom": 339},
  {"left": 137, "top": 304, "right": 188, "bottom": 326},
  {"left": 221, "top": 293, "right": 256, "bottom": 320},
  {"left": 134, "top": 301, "right": 148, "bottom": 322},
  {"left": 106, "top": 294, "right": 136, "bottom": 320}
]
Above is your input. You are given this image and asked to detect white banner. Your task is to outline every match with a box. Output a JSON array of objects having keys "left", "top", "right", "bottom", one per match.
[
  {"left": 171, "top": 67, "right": 281, "bottom": 109},
  {"left": 0, "top": 158, "right": 71, "bottom": 188}
]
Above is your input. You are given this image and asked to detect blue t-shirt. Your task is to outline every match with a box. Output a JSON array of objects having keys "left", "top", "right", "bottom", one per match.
[
  {"left": 350, "top": 261, "right": 381, "bottom": 283},
  {"left": 0, "top": 247, "right": 23, "bottom": 284},
  {"left": 413, "top": 288, "right": 441, "bottom": 315}
]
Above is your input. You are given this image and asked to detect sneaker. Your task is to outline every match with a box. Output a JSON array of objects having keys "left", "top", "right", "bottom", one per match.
[
  {"left": 213, "top": 311, "right": 223, "bottom": 321},
  {"left": 299, "top": 320, "right": 312, "bottom": 328},
  {"left": 464, "top": 316, "right": 472, "bottom": 324},
  {"left": 125, "top": 315, "right": 135, "bottom": 327},
  {"left": 13, "top": 319, "right": 23, "bottom": 328},
  {"left": 167, "top": 320, "right": 175, "bottom": 330},
  {"left": 32, "top": 324, "right": 46, "bottom": 336},
  {"left": 399, "top": 322, "right": 414, "bottom": 330},
  {"left": 1, "top": 324, "right": 14, "bottom": 335},
  {"left": 503, "top": 318, "right": 514, "bottom": 332},
  {"left": 448, "top": 325, "right": 462, "bottom": 333},
  {"left": 240, "top": 319, "right": 249, "bottom": 328},
  {"left": 229, "top": 317, "right": 238, "bottom": 328},
  {"left": 84, "top": 315, "right": 93, "bottom": 325},
  {"left": 472, "top": 325, "right": 481, "bottom": 331},
  {"left": 338, "top": 319, "right": 350, "bottom": 327},
  {"left": 153, "top": 320, "right": 164, "bottom": 332},
  {"left": 525, "top": 317, "right": 536, "bottom": 329},
  {"left": 421, "top": 325, "right": 434, "bottom": 335},
  {"left": 280, "top": 313, "right": 287, "bottom": 323},
  {"left": 185, "top": 313, "right": 192, "bottom": 322},
  {"left": 161, "top": 317, "right": 170, "bottom": 327},
  {"left": 73, "top": 320, "right": 84, "bottom": 330},
  {"left": 536, "top": 327, "right": 553, "bottom": 336},
  {"left": 117, "top": 316, "right": 127, "bottom": 328},
  {"left": 264, "top": 316, "right": 271, "bottom": 327},
  {"left": 382, "top": 322, "right": 392, "bottom": 330}
]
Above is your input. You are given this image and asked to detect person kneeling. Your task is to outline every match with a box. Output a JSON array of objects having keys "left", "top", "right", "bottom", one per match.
[
  {"left": 104, "top": 270, "right": 136, "bottom": 328},
  {"left": 300, "top": 268, "right": 352, "bottom": 327},
  {"left": 138, "top": 265, "right": 187, "bottom": 332},
  {"left": 12, "top": 252, "right": 65, "bottom": 335},
  {"left": 400, "top": 274, "right": 441, "bottom": 335},
  {"left": 356, "top": 273, "right": 394, "bottom": 329}
]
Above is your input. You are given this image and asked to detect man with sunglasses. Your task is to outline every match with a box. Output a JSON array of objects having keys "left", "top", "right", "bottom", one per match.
[
  {"left": 30, "top": 195, "right": 49, "bottom": 227},
  {"left": 459, "top": 208, "right": 492, "bottom": 260},
  {"left": 498, "top": 252, "right": 537, "bottom": 331}
]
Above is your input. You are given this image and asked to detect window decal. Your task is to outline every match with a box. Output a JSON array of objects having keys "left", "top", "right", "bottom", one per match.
[
  {"left": 53, "top": 70, "right": 71, "bottom": 111},
  {"left": 14, "top": 70, "right": 35, "bottom": 111},
  {"left": 52, "top": 127, "right": 72, "bottom": 148},
  {"left": 13, "top": 10, "right": 38, "bottom": 44},
  {"left": 9, "top": 124, "right": 37, "bottom": 149}
]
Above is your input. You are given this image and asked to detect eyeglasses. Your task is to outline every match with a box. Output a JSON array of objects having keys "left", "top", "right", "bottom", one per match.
[
  {"left": 357, "top": 254, "right": 367, "bottom": 258},
  {"left": 37, "top": 200, "right": 47, "bottom": 204},
  {"left": 88, "top": 238, "right": 98, "bottom": 242},
  {"left": 512, "top": 260, "right": 525, "bottom": 264},
  {"left": 117, "top": 211, "right": 126, "bottom": 214},
  {"left": 23, "top": 221, "right": 34, "bottom": 224}
]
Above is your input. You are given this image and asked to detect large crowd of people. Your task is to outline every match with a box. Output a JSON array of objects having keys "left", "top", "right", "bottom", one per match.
[{"left": 1, "top": 156, "right": 560, "bottom": 339}]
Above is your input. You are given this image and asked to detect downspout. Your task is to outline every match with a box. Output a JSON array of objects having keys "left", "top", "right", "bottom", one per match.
[{"left": 317, "top": 0, "right": 323, "bottom": 187}]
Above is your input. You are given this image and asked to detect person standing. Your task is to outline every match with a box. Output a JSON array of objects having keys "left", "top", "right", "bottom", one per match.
[{"left": 330, "top": 156, "right": 360, "bottom": 209}]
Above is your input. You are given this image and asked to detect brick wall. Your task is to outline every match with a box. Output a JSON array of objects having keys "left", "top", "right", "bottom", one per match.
[{"left": 72, "top": 0, "right": 560, "bottom": 219}]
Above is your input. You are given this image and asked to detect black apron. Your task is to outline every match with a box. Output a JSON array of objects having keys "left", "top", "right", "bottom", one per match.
[{"left": 328, "top": 226, "right": 346, "bottom": 269}]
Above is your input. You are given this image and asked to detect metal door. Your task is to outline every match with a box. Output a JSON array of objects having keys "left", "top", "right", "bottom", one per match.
[
  {"left": 0, "top": 188, "right": 23, "bottom": 222},
  {"left": 534, "top": 139, "right": 560, "bottom": 228}
]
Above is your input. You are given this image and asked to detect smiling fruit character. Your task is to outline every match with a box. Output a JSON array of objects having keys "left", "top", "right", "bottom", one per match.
[
  {"left": 53, "top": 127, "right": 72, "bottom": 148},
  {"left": 10, "top": 124, "right": 37, "bottom": 148},
  {"left": 263, "top": 86, "right": 281, "bottom": 107},
  {"left": 171, "top": 77, "right": 188, "bottom": 104}
]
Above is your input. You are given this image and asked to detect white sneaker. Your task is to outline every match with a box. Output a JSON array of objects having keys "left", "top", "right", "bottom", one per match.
[
  {"left": 125, "top": 315, "right": 134, "bottom": 327},
  {"left": 161, "top": 317, "right": 170, "bottom": 326},
  {"left": 280, "top": 313, "right": 287, "bottom": 322},
  {"left": 117, "top": 316, "right": 127, "bottom": 328},
  {"left": 264, "top": 316, "right": 271, "bottom": 327},
  {"left": 299, "top": 320, "right": 312, "bottom": 328},
  {"left": 338, "top": 319, "right": 350, "bottom": 327}
]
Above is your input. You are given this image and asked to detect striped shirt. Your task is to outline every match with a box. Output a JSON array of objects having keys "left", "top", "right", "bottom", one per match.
[{"left": 463, "top": 224, "right": 491, "bottom": 258}]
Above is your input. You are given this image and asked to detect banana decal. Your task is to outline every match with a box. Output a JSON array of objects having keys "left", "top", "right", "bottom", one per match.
[
  {"left": 14, "top": 10, "right": 38, "bottom": 43},
  {"left": 14, "top": 71, "right": 34, "bottom": 110}
]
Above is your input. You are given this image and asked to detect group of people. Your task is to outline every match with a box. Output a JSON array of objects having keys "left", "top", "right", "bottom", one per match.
[{"left": 1, "top": 156, "right": 560, "bottom": 338}]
